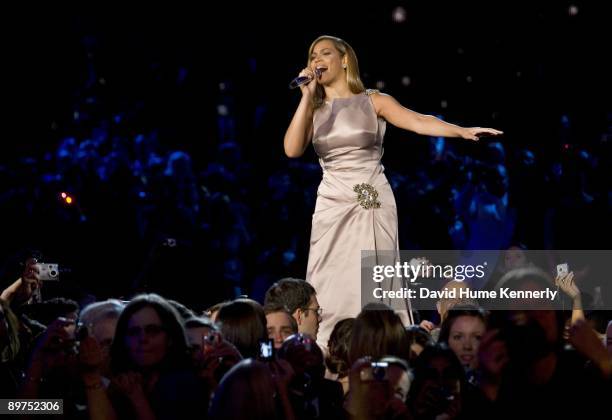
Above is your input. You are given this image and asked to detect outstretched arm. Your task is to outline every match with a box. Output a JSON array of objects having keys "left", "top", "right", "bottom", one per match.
[{"left": 371, "top": 92, "right": 503, "bottom": 140}]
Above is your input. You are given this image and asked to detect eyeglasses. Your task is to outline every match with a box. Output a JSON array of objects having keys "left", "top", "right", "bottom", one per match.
[
  {"left": 304, "top": 307, "right": 323, "bottom": 317},
  {"left": 126, "top": 324, "right": 165, "bottom": 337}
]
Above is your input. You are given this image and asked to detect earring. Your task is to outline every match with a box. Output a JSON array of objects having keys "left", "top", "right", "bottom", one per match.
[{"left": 343, "top": 64, "right": 347, "bottom": 69}]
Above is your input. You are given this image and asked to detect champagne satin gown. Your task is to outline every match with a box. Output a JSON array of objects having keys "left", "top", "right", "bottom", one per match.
[{"left": 306, "top": 90, "right": 401, "bottom": 352}]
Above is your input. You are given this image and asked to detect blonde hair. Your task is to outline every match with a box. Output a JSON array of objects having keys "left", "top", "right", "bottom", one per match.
[{"left": 307, "top": 35, "right": 365, "bottom": 109}]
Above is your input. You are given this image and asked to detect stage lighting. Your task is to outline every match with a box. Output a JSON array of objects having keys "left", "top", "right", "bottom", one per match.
[
  {"left": 568, "top": 5, "right": 579, "bottom": 16},
  {"left": 392, "top": 6, "right": 407, "bottom": 23},
  {"left": 217, "top": 104, "right": 229, "bottom": 116},
  {"left": 60, "top": 192, "right": 74, "bottom": 205}
]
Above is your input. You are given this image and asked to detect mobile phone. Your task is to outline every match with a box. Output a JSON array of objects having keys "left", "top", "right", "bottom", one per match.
[
  {"left": 556, "top": 263, "right": 569, "bottom": 277},
  {"left": 258, "top": 339, "right": 274, "bottom": 361},
  {"left": 37, "top": 263, "right": 60, "bottom": 281},
  {"left": 360, "top": 361, "right": 389, "bottom": 382}
]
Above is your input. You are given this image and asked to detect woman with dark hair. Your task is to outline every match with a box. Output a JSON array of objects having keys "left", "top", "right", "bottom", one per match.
[
  {"left": 101, "top": 294, "right": 204, "bottom": 419},
  {"left": 349, "top": 303, "right": 410, "bottom": 365},
  {"left": 325, "top": 318, "right": 354, "bottom": 394},
  {"left": 215, "top": 298, "right": 267, "bottom": 359},
  {"left": 438, "top": 304, "right": 487, "bottom": 372},
  {"left": 109, "top": 294, "right": 192, "bottom": 374},
  {"left": 208, "top": 359, "right": 296, "bottom": 420}
]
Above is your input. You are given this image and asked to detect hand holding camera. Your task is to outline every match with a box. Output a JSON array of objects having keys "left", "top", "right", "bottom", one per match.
[
  {"left": 359, "top": 362, "right": 389, "bottom": 382},
  {"left": 555, "top": 264, "right": 580, "bottom": 300},
  {"left": 77, "top": 331, "right": 105, "bottom": 375},
  {"left": 415, "top": 380, "right": 461, "bottom": 419},
  {"left": 347, "top": 357, "right": 396, "bottom": 418},
  {"left": 196, "top": 335, "right": 242, "bottom": 388},
  {"left": 37, "top": 317, "right": 76, "bottom": 351},
  {"left": 202, "top": 331, "right": 222, "bottom": 354},
  {"left": 2, "top": 255, "right": 65, "bottom": 305},
  {"left": 14, "top": 257, "right": 42, "bottom": 304},
  {"left": 29, "top": 317, "right": 79, "bottom": 375}
]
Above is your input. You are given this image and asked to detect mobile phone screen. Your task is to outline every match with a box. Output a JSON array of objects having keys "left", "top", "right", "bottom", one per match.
[{"left": 259, "top": 339, "right": 274, "bottom": 360}]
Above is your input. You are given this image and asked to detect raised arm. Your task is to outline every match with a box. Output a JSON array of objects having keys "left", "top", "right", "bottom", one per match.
[
  {"left": 283, "top": 67, "right": 318, "bottom": 158},
  {"left": 555, "top": 272, "right": 585, "bottom": 325},
  {"left": 371, "top": 92, "right": 503, "bottom": 140}
]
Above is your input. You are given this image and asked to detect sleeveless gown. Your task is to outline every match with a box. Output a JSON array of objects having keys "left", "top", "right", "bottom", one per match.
[{"left": 306, "top": 90, "right": 402, "bottom": 351}]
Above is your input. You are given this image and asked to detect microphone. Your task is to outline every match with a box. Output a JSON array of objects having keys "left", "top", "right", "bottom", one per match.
[{"left": 289, "top": 68, "right": 321, "bottom": 89}]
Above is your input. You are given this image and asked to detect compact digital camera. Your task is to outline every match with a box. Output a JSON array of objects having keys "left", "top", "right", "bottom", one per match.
[
  {"left": 38, "top": 263, "right": 60, "bottom": 281},
  {"left": 360, "top": 361, "right": 389, "bottom": 381}
]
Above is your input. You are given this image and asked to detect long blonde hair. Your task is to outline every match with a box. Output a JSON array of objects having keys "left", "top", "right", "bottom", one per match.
[{"left": 307, "top": 35, "right": 365, "bottom": 109}]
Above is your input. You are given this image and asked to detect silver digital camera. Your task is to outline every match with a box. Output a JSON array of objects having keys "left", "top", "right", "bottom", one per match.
[{"left": 38, "top": 263, "right": 60, "bottom": 281}]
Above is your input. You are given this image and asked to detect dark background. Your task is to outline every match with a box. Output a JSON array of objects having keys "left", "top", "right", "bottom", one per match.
[{"left": 1, "top": 2, "right": 610, "bottom": 309}]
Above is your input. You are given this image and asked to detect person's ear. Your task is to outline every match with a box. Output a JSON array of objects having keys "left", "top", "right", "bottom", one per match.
[{"left": 292, "top": 309, "right": 302, "bottom": 325}]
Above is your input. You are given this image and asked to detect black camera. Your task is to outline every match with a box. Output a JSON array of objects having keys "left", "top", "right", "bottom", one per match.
[{"left": 360, "top": 362, "right": 389, "bottom": 381}]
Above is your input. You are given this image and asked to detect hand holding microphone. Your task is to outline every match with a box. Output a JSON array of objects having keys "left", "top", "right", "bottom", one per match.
[{"left": 289, "top": 67, "right": 322, "bottom": 94}]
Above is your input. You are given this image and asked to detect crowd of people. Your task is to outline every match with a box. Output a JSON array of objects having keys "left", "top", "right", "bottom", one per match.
[{"left": 1, "top": 260, "right": 611, "bottom": 419}]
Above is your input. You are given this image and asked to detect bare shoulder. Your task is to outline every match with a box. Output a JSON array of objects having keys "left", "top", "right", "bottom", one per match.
[{"left": 366, "top": 90, "right": 396, "bottom": 116}]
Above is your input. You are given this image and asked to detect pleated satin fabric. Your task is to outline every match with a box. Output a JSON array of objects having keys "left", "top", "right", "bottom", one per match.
[{"left": 306, "top": 92, "right": 399, "bottom": 352}]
